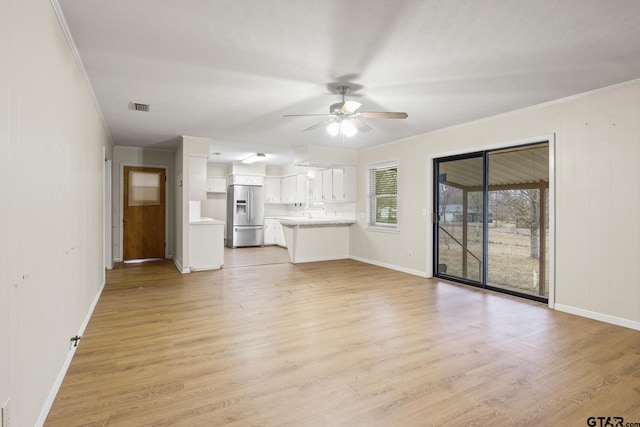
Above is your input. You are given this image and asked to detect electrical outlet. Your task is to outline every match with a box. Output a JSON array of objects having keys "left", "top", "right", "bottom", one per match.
[{"left": 2, "top": 397, "right": 12, "bottom": 427}]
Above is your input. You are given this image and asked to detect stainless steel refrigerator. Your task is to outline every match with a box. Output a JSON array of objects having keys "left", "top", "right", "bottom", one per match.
[{"left": 226, "top": 184, "right": 265, "bottom": 248}]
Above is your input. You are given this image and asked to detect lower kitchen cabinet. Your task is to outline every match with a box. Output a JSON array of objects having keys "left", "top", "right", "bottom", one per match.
[
  {"left": 264, "top": 219, "right": 276, "bottom": 245},
  {"left": 189, "top": 221, "right": 224, "bottom": 270},
  {"left": 264, "top": 218, "right": 286, "bottom": 247},
  {"left": 274, "top": 221, "right": 286, "bottom": 247}
]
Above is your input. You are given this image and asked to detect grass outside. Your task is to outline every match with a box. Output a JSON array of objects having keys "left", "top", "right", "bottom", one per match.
[{"left": 438, "top": 221, "right": 549, "bottom": 298}]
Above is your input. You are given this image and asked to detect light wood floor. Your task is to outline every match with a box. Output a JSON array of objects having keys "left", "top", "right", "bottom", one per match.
[{"left": 45, "top": 260, "right": 640, "bottom": 426}]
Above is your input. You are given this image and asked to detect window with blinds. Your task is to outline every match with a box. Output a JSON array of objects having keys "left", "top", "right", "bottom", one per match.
[{"left": 368, "top": 162, "right": 398, "bottom": 228}]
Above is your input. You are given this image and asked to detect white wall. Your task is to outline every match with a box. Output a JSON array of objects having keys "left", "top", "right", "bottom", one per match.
[
  {"left": 0, "top": 0, "right": 113, "bottom": 425},
  {"left": 0, "top": 0, "right": 10, "bottom": 418},
  {"left": 351, "top": 81, "right": 640, "bottom": 330},
  {"left": 174, "top": 136, "right": 209, "bottom": 272},
  {"left": 112, "top": 146, "right": 175, "bottom": 262}
]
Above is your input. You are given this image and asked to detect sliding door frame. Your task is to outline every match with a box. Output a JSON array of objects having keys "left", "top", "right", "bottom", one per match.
[
  {"left": 433, "top": 151, "right": 486, "bottom": 288},
  {"left": 427, "top": 134, "right": 555, "bottom": 308}
]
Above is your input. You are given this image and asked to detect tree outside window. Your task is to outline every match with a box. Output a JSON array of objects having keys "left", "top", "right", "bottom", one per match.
[{"left": 368, "top": 162, "right": 398, "bottom": 228}]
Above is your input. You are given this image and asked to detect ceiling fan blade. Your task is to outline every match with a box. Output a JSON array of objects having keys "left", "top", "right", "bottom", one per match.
[
  {"left": 284, "top": 114, "right": 332, "bottom": 117},
  {"left": 352, "top": 118, "right": 372, "bottom": 133},
  {"left": 359, "top": 111, "right": 408, "bottom": 119},
  {"left": 303, "top": 119, "right": 334, "bottom": 132},
  {"left": 341, "top": 101, "right": 362, "bottom": 114}
]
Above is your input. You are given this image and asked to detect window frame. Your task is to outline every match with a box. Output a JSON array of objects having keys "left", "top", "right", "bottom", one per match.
[{"left": 366, "top": 160, "right": 399, "bottom": 232}]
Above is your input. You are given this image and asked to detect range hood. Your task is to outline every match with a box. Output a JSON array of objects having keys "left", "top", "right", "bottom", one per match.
[{"left": 294, "top": 145, "right": 358, "bottom": 168}]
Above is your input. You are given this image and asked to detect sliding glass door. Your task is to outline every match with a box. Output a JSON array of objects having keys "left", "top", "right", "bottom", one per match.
[
  {"left": 435, "top": 154, "right": 485, "bottom": 284},
  {"left": 434, "top": 143, "right": 549, "bottom": 302},
  {"left": 486, "top": 145, "right": 549, "bottom": 299}
]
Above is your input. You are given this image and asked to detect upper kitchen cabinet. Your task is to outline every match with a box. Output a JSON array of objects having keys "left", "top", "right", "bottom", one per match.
[
  {"left": 265, "top": 167, "right": 354, "bottom": 206},
  {"left": 332, "top": 168, "right": 345, "bottom": 201},
  {"left": 206, "top": 176, "right": 227, "bottom": 193},
  {"left": 296, "top": 174, "right": 306, "bottom": 203},
  {"left": 264, "top": 177, "right": 281, "bottom": 203},
  {"left": 287, "top": 175, "right": 297, "bottom": 203},
  {"left": 278, "top": 174, "right": 306, "bottom": 204},
  {"left": 312, "top": 172, "right": 323, "bottom": 203},
  {"left": 320, "top": 168, "right": 352, "bottom": 202},
  {"left": 230, "top": 175, "right": 264, "bottom": 186}
]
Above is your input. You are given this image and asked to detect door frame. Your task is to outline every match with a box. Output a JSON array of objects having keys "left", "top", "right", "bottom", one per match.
[
  {"left": 104, "top": 157, "right": 112, "bottom": 270},
  {"left": 426, "top": 134, "right": 556, "bottom": 308},
  {"left": 118, "top": 163, "right": 170, "bottom": 262}
]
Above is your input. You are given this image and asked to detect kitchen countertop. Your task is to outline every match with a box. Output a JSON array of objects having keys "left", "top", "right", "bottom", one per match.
[
  {"left": 189, "top": 217, "right": 225, "bottom": 225},
  {"left": 274, "top": 217, "right": 356, "bottom": 226}
]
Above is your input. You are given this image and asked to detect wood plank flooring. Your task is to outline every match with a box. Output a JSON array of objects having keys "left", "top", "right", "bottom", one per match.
[{"left": 45, "top": 259, "right": 640, "bottom": 426}]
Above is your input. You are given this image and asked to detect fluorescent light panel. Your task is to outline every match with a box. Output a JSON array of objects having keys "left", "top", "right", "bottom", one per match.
[{"left": 242, "top": 153, "right": 266, "bottom": 164}]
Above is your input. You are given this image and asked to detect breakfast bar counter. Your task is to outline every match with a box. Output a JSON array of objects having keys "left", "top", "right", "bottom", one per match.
[{"left": 279, "top": 218, "right": 355, "bottom": 264}]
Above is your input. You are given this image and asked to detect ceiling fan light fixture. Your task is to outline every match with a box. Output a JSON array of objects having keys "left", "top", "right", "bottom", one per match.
[
  {"left": 285, "top": 84, "right": 407, "bottom": 137},
  {"left": 327, "top": 121, "right": 340, "bottom": 136},
  {"left": 340, "top": 119, "right": 357, "bottom": 137}
]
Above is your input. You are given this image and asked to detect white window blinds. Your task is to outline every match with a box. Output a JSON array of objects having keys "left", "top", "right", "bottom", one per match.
[{"left": 368, "top": 162, "right": 398, "bottom": 227}]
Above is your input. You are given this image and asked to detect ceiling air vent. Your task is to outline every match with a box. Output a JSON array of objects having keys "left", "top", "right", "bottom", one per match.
[{"left": 129, "top": 102, "right": 150, "bottom": 112}]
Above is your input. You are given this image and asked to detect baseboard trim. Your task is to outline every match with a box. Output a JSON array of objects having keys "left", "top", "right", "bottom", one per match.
[
  {"left": 554, "top": 304, "right": 640, "bottom": 331},
  {"left": 172, "top": 257, "right": 190, "bottom": 274},
  {"left": 349, "top": 256, "right": 428, "bottom": 278},
  {"left": 292, "top": 255, "right": 350, "bottom": 264},
  {"left": 36, "top": 277, "right": 106, "bottom": 426}
]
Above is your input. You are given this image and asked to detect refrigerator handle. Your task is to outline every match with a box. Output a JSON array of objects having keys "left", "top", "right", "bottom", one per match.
[{"left": 248, "top": 191, "right": 252, "bottom": 224}]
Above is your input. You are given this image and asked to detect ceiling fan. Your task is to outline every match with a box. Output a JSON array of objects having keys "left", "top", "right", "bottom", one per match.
[{"left": 284, "top": 86, "right": 408, "bottom": 137}]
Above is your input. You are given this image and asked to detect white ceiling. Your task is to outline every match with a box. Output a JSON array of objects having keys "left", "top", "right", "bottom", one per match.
[{"left": 57, "top": 0, "right": 640, "bottom": 165}]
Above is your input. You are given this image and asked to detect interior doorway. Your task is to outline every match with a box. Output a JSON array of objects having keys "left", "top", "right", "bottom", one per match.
[
  {"left": 434, "top": 142, "right": 550, "bottom": 302},
  {"left": 123, "top": 166, "right": 166, "bottom": 261}
]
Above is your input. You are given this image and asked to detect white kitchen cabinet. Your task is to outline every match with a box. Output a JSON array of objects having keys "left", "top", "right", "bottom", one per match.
[
  {"left": 230, "top": 175, "right": 264, "bottom": 186},
  {"left": 296, "top": 174, "right": 306, "bottom": 203},
  {"left": 206, "top": 176, "right": 226, "bottom": 193},
  {"left": 287, "top": 176, "right": 296, "bottom": 203},
  {"left": 312, "top": 172, "right": 323, "bottom": 203},
  {"left": 274, "top": 221, "right": 286, "bottom": 247},
  {"left": 264, "top": 219, "right": 276, "bottom": 245},
  {"left": 343, "top": 166, "right": 356, "bottom": 201},
  {"left": 189, "top": 220, "right": 224, "bottom": 270},
  {"left": 332, "top": 168, "right": 345, "bottom": 201},
  {"left": 278, "top": 175, "right": 302, "bottom": 204},
  {"left": 321, "top": 169, "right": 332, "bottom": 202},
  {"left": 280, "top": 177, "right": 289, "bottom": 203},
  {"left": 319, "top": 168, "right": 347, "bottom": 202},
  {"left": 264, "top": 177, "right": 281, "bottom": 203}
]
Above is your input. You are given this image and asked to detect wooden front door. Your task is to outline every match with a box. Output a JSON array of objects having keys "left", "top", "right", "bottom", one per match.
[{"left": 123, "top": 166, "right": 166, "bottom": 261}]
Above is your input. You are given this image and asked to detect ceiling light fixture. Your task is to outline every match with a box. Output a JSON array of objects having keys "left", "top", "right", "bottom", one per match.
[
  {"left": 327, "top": 118, "right": 357, "bottom": 137},
  {"left": 340, "top": 119, "right": 357, "bottom": 137},
  {"left": 327, "top": 121, "right": 340, "bottom": 136},
  {"left": 241, "top": 153, "right": 266, "bottom": 164}
]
